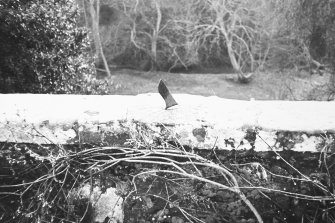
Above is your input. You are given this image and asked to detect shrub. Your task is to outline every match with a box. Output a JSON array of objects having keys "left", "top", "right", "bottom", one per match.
[{"left": 0, "top": 0, "right": 95, "bottom": 93}]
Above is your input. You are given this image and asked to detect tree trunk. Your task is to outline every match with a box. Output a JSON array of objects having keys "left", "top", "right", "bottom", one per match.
[
  {"left": 150, "top": 0, "right": 162, "bottom": 70},
  {"left": 226, "top": 39, "right": 253, "bottom": 83},
  {"left": 88, "top": 0, "right": 111, "bottom": 77}
]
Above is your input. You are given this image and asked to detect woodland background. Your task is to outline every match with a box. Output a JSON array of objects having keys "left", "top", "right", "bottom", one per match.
[{"left": 0, "top": 0, "right": 335, "bottom": 98}]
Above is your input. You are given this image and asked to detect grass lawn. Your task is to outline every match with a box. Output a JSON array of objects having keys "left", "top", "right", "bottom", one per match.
[{"left": 106, "top": 68, "right": 331, "bottom": 100}]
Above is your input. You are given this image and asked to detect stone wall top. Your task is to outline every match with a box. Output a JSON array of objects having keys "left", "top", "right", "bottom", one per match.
[{"left": 0, "top": 94, "right": 334, "bottom": 152}]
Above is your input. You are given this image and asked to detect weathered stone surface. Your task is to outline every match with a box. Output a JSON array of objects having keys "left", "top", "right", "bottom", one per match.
[
  {"left": 79, "top": 184, "right": 124, "bottom": 223},
  {"left": 0, "top": 93, "right": 334, "bottom": 223},
  {"left": 1, "top": 93, "right": 335, "bottom": 152}
]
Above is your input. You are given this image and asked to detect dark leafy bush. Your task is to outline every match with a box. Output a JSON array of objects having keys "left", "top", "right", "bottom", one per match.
[{"left": 0, "top": 0, "right": 97, "bottom": 93}]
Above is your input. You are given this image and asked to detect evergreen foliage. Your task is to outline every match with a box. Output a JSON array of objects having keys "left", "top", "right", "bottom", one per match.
[{"left": 0, "top": 0, "right": 94, "bottom": 93}]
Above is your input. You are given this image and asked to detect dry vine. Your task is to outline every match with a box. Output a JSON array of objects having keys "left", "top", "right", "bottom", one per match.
[{"left": 0, "top": 124, "right": 335, "bottom": 222}]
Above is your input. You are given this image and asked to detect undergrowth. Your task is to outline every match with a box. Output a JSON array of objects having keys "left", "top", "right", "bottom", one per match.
[{"left": 0, "top": 127, "right": 334, "bottom": 223}]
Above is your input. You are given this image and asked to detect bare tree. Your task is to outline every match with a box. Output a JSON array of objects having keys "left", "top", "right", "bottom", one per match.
[
  {"left": 122, "top": 0, "right": 166, "bottom": 70},
  {"left": 87, "top": 0, "right": 112, "bottom": 76},
  {"left": 186, "top": 0, "right": 270, "bottom": 82},
  {"left": 131, "top": 0, "right": 161, "bottom": 69},
  {"left": 113, "top": 0, "right": 192, "bottom": 71},
  {"left": 86, "top": 0, "right": 273, "bottom": 78}
]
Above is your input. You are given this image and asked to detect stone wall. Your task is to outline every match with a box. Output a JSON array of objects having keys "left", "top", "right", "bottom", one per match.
[
  {"left": 1, "top": 94, "right": 335, "bottom": 223},
  {"left": 1, "top": 93, "right": 335, "bottom": 151}
]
